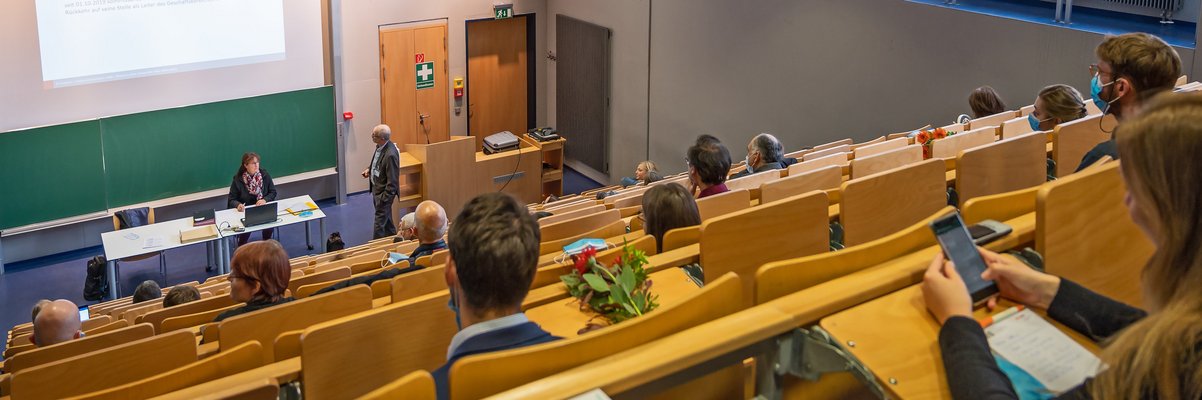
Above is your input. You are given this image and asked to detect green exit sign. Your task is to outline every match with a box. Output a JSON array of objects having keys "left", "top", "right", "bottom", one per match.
[{"left": 494, "top": 4, "right": 513, "bottom": 19}]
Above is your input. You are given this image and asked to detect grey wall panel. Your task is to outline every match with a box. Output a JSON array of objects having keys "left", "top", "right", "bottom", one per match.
[
  {"left": 644, "top": 0, "right": 1194, "bottom": 174},
  {"left": 557, "top": 15, "right": 612, "bottom": 174}
]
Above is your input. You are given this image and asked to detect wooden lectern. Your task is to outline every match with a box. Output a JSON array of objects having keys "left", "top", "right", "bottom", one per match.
[{"left": 403, "top": 136, "right": 543, "bottom": 217}]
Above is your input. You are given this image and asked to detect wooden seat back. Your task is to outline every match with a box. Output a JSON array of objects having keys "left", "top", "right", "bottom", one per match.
[
  {"left": 5, "top": 323, "right": 154, "bottom": 374},
  {"left": 450, "top": 273, "right": 746, "bottom": 400},
  {"left": 1052, "top": 113, "right": 1115, "bottom": 177},
  {"left": 803, "top": 145, "right": 849, "bottom": 161},
  {"left": 853, "top": 137, "right": 908, "bottom": 158},
  {"left": 931, "top": 126, "right": 997, "bottom": 159},
  {"left": 756, "top": 206, "right": 952, "bottom": 303},
  {"left": 392, "top": 265, "right": 448, "bottom": 303},
  {"left": 661, "top": 226, "right": 700, "bottom": 252},
  {"left": 11, "top": 330, "right": 196, "bottom": 400},
  {"left": 537, "top": 204, "right": 606, "bottom": 226},
  {"left": 83, "top": 319, "right": 131, "bottom": 336},
  {"left": 64, "top": 342, "right": 264, "bottom": 400},
  {"left": 969, "top": 110, "right": 1016, "bottom": 131},
  {"left": 1000, "top": 115, "right": 1038, "bottom": 138},
  {"left": 539, "top": 209, "right": 621, "bottom": 243},
  {"left": 139, "top": 294, "right": 240, "bottom": 333},
  {"left": 841, "top": 159, "right": 946, "bottom": 246},
  {"left": 850, "top": 136, "right": 886, "bottom": 150},
  {"left": 955, "top": 131, "right": 1047, "bottom": 206},
  {"left": 544, "top": 199, "right": 597, "bottom": 214},
  {"left": 849, "top": 145, "right": 922, "bottom": 179},
  {"left": 761, "top": 165, "right": 842, "bottom": 204},
  {"left": 538, "top": 218, "right": 628, "bottom": 255},
  {"left": 218, "top": 285, "right": 373, "bottom": 363},
  {"left": 159, "top": 304, "right": 241, "bottom": 333},
  {"left": 356, "top": 370, "right": 436, "bottom": 400},
  {"left": 119, "top": 302, "right": 163, "bottom": 323},
  {"left": 1037, "top": 162, "right": 1153, "bottom": 306},
  {"left": 300, "top": 291, "right": 456, "bottom": 400},
  {"left": 812, "top": 138, "right": 852, "bottom": 151},
  {"left": 288, "top": 266, "right": 352, "bottom": 295},
  {"left": 962, "top": 186, "right": 1039, "bottom": 225},
  {"left": 696, "top": 189, "right": 750, "bottom": 221},
  {"left": 701, "top": 191, "right": 829, "bottom": 305},
  {"left": 788, "top": 152, "right": 848, "bottom": 175},
  {"left": 725, "top": 170, "right": 783, "bottom": 196},
  {"left": 81, "top": 315, "right": 115, "bottom": 331}
]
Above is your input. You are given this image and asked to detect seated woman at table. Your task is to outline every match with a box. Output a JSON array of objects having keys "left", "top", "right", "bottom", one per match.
[
  {"left": 923, "top": 93, "right": 1202, "bottom": 399},
  {"left": 1028, "top": 84, "right": 1088, "bottom": 132},
  {"left": 213, "top": 240, "right": 293, "bottom": 323},
  {"left": 641, "top": 183, "right": 701, "bottom": 253},
  {"left": 228, "top": 152, "right": 278, "bottom": 246}
]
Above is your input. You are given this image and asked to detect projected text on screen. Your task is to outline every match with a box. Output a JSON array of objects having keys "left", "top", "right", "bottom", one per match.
[{"left": 36, "top": 0, "right": 286, "bottom": 88}]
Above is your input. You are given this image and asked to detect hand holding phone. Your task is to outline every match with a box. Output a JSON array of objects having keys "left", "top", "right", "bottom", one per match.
[{"left": 931, "top": 212, "right": 999, "bottom": 304}]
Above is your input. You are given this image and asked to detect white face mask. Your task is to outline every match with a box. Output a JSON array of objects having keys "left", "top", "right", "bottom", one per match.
[{"left": 744, "top": 155, "right": 754, "bottom": 173}]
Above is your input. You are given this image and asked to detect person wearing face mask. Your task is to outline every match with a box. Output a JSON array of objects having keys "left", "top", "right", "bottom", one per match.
[
  {"left": 924, "top": 93, "right": 1202, "bottom": 400},
  {"left": 1028, "top": 84, "right": 1088, "bottom": 132},
  {"left": 435, "top": 193, "right": 558, "bottom": 400},
  {"left": 1075, "top": 33, "right": 1181, "bottom": 172},
  {"left": 731, "top": 133, "right": 785, "bottom": 180}
]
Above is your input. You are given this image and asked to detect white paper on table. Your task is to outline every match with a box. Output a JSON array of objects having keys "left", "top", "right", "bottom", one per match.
[
  {"left": 568, "top": 388, "right": 612, "bottom": 400},
  {"left": 984, "top": 308, "right": 1103, "bottom": 393},
  {"left": 143, "top": 235, "right": 166, "bottom": 249}
]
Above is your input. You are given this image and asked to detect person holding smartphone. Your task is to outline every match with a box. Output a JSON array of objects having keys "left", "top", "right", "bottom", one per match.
[{"left": 923, "top": 94, "right": 1202, "bottom": 399}]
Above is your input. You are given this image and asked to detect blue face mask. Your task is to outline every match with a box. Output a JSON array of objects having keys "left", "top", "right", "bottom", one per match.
[
  {"left": 1027, "top": 113, "right": 1051, "bottom": 132},
  {"left": 386, "top": 252, "right": 407, "bottom": 265},
  {"left": 1090, "top": 74, "right": 1113, "bottom": 113},
  {"left": 447, "top": 287, "right": 462, "bottom": 330},
  {"left": 563, "top": 238, "right": 607, "bottom": 255}
]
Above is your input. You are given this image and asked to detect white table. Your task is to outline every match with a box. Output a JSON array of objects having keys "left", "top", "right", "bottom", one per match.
[
  {"left": 213, "top": 195, "right": 327, "bottom": 274},
  {"left": 99, "top": 195, "right": 326, "bottom": 300},
  {"left": 100, "top": 217, "right": 229, "bottom": 300}
]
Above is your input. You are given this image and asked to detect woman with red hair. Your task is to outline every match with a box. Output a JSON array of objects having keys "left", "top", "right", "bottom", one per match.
[{"left": 213, "top": 240, "right": 293, "bottom": 322}]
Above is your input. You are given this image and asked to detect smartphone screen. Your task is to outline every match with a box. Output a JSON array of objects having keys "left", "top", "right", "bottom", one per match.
[
  {"left": 78, "top": 305, "right": 90, "bottom": 321},
  {"left": 932, "top": 213, "right": 998, "bottom": 303}
]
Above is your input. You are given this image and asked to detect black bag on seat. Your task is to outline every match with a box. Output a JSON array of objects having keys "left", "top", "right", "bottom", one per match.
[{"left": 84, "top": 255, "right": 109, "bottom": 301}]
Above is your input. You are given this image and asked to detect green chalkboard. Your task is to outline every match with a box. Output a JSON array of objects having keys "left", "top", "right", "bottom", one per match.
[
  {"left": 0, "top": 121, "right": 108, "bottom": 230},
  {"left": 101, "top": 86, "right": 336, "bottom": 207}
]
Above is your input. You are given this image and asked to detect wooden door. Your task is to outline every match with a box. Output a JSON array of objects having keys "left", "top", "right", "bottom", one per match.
[
  {"left": 467, "top": 16, "right": 529, "bottom": 151},
  {"left": 380, "top": 22, "right": 450, "bottom": 147}
]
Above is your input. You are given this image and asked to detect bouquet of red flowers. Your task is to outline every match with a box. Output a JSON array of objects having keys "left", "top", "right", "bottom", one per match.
[
  {"left": 915, "top": 127, "right": 954, "bottom": 159},
  {"left": 560, "top": 242, "right": 658, "bottom": 332}
]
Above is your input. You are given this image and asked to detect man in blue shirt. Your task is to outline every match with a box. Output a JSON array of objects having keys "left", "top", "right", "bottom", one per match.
[{"left": 433, "top": 193, "right": 559, "bottom": 400}]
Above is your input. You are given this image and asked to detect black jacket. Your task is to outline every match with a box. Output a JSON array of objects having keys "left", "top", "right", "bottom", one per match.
[
  {"left": 1075, "top": 139, "right": 1118, "bottom": 173},
  {"left": 227, "top": 169, "right": 278, "bottom": 209},
  {"left": 433, "top": 321, "right": 559, "bottom": 400},
  {"left": 369, "top": 143, "right": 401, "bottom": 204},
  {"left": 939, "top": 279, "right": 1146, "bottom": 399},
  {"left": 213, "top": 297, "right": 296, "bottom": 323},
  {"left": 730, "top": 160, "right": 785, "bottom": 180}
]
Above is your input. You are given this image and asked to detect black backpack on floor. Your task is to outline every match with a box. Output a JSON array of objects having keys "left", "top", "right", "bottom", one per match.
[{"left": 84, "top": 255, "right": 109, "bottom": 301}]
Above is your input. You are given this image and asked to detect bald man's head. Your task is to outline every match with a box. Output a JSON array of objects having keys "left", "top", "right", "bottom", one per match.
[
  {"left": 33, "top": 299, "right": 82, "bottom": 347},
  {"left": 415, "top": 201, "right": 448, "bottom": 244}
]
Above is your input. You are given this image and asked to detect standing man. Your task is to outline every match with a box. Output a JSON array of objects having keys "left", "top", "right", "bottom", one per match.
[{"left": 363, "top": 124, "right": 401, "bottom": 239}]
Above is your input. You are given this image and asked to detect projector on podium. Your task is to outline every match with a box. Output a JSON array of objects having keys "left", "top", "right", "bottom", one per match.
[{"left": 483, "top": 131, "right": 521, "bottom": 154}]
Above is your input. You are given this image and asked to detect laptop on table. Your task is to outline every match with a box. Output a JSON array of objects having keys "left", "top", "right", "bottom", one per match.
[{"left": 242, "top": 202, "right": 279, "bottom": 228}]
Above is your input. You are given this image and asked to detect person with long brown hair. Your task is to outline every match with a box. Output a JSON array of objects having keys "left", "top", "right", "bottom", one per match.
[
  {"left": 923, "top": 93, "right": 1202, "bottom": 399},
  {"left": 227, "top": 152, "right": 278, "bottom": 246},
  {"left": 968, "top": 86, "right": 1008, "bottom": 118},
  {"left": 641, "top": 183, "right": 702, "bottom": 253},
  {"left": 213, "top": 240, "right": 293, "bottom": 322}
]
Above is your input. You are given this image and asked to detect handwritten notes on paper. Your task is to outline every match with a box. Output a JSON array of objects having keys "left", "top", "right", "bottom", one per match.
[{"left": 985, "top": 309, "right": 1103, "bottom": 393}]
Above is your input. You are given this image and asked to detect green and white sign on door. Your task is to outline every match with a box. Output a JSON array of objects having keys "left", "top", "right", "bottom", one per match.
[{"left": 416, "top": 61, "right": 435, "bottom": 89}]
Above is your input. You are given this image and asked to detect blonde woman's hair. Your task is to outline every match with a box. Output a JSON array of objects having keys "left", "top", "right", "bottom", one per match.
[
  {"left": 1093, "top": 92, "right": 1202, "bottom": 399},
  {"left": 637, "top": 160, "right": 658, "bottom": 173},
  {"left": 1038, "top": 84, "right": 1087, "bottom": 124}
]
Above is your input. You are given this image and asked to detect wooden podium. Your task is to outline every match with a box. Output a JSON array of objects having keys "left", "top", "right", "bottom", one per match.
[{"left": 403, "top": 136, "right": 544, "bottom": 217}]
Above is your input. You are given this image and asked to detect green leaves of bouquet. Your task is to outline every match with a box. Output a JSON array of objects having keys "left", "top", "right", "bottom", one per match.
[{"left": 560, "top": 242, "right": 659, "bottom": 330}]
